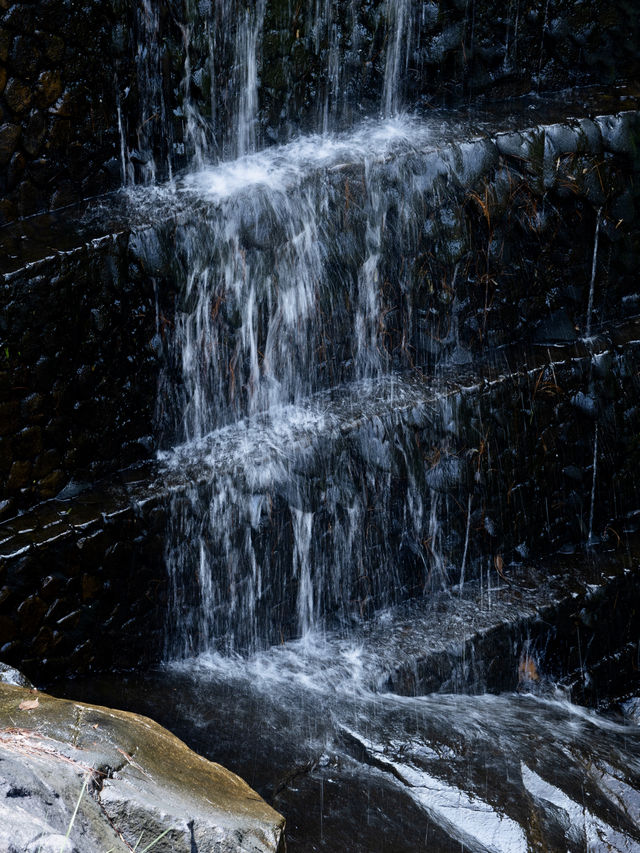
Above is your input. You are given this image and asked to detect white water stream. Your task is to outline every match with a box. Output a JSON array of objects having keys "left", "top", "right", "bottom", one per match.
[{"left": 109, "top": 3, "right": 640, "bottom": 849}]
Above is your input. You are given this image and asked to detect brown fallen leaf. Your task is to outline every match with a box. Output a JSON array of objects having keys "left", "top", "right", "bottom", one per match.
[
  {"left": 518, "top": 655, "right": 539, "bottom": 683},
  {"left": 18, "top": 698, "right": 39, "bottom": 711}
]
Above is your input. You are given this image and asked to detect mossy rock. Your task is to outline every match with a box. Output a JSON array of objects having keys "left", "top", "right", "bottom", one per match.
[{"left": 0, "top": 682, "right": 285, "bottom": 853}]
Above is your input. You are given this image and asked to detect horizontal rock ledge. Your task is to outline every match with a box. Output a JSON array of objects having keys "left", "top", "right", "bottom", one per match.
[{"left": 0, "top": 319, "right": 639, "bottom": 679}]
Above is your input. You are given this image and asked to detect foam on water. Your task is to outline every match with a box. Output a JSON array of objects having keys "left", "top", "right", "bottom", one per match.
[{"left": 177, "top": 115, "right": 434, "bottom": 201}]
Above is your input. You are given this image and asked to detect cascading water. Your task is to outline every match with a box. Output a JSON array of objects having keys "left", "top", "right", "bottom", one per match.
[
  {"left": 586, "top": 207, "right": 602, "bottom": 339},
  {"left": 153, "top": 116, "right": 509, "bottom": 654},
  {"left": 382, "top": 0, "right": 410, "bottom": 115},
  {"left": 108, "top": 1, "right": 640, "bottom": 849},
  {"left": 234, "top": 0, "right": 266, "bottom": 157}
]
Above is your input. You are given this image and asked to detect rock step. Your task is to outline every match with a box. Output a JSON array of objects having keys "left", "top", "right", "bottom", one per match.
[
  {"left": 1, "top": 84, "right": 637, "bottom": 277},
  {"left": 364, "top": 541, "right": 640, "bottom": 707},
  {"left": 211, "top": 533, "right": 640, "bottom": 706},
  {"left": 1, "top": 322, "right": 640, "bottom": 678},
  {"left": 143, "top": 100, "right": 640, "bottom": 439},
  {"left": 2, "top": 92, "right": 640, "bottom": 513}
]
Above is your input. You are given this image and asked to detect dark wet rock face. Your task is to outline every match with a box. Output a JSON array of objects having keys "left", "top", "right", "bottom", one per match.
[
  {"left": 0, "top": 98, "right": 640, "bottom": 676},
  {"left": 0, "top": 232, "right": 161, "bottom": 515},
  {"left": 128, "top": 0, "right": 640, "bottom": 170},
  {"left": 1, "top": 324, "right": 639, "bottom": 682},
  {"left": 0, "top": 0, "right": 637, "bottom": 210},
  {"left": 0, "top": 478, "right": 166, "bottom": 681},
  {"left": 1, "top": 99, "right": 638, "bottom": 514},
  {"left": 0, "top": 1, "right": 127, "bottom": 224},
  {"left": 0, "top": 0, "right": 637, "bottom": 849}
]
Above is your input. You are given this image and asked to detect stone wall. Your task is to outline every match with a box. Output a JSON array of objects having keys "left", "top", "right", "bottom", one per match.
[
  {"left": 0, "top": 224, "right": 164, "bottom": 516},
  {"left": 1, "top": 107, "right": 639, "bottom": 514},
  {"left": 1, "top": 328, "right": 639, "bottom": 682},
  {"left": 0, "top": 0, "right": 131, "bottom": 225},
  {"left": 0, "top": 475, "right": 167, "bottom": 683},
  {"left": 0, "top": 0, "right": 638, "bottom": 219},
  {"left": 174, "top": 0, "right": 640, "bottom": 154}
]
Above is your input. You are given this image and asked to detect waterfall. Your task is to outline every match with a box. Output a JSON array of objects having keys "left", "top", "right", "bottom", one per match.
[
  {"left": 131, "top": 0, "right": 622, "bottom": 658},
  {"left": 585, "top": 208, "right": 602, "bottom": 338},
  {"left": 233, "top": 0, "right": 266, "bottom": 157},
  {"left": 587, "top": 422, "right": 599, "bottom": 546},
  {"left": 125, "top": 0, "right": 426, "bottom": 182},
  {"left": 179, "top": 23, "right": 209, "bottom": 170},
  {"left": 382, "top": 0, "right": 411, "bottom": 116},
  {"left": 151, "top": 111, "right": 510, "bottom": 654},
  {"left": 116, "top": 99, "right": 131, "bottom": 187},
  {"left": 292, "top": 507, "right": 315, "bottom": 637},
  {"left": 132, "top": 0, "right": 170, "bottom": 182},
  {"left": 71, "top": 5, "right": 640, "bottom": 850}
]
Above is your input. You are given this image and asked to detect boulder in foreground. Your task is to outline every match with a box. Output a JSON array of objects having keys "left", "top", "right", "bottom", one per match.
[{"left": 0, "top": 682, "right": 286, "bottom": 853}]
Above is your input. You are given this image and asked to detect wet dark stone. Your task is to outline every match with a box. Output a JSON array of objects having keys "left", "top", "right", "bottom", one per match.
[
  {"left": 20, "top": 393, "right": 47, "bottom": 423},
  {"left": 50, "top": 180, "right": 79, "bottom": 210},
  {"left": 55, "top": 609, "right": 82, "bottom": 631},
  {"left": 69, "top": 638, "right": 93, "bottom": 671},
  {"left": 9, "top": 35, "right": 40, "bottom": 83},
  {"left": 44, "top": 597, "right": 72, "bottom": 624},
  {"left": 16, "top": 595, "right": 46, "bottom": 635},
  {"left": 6, "top": 150, "right": 25, "bottom": 190},
  {"left": 0, "top": 121, "right": 20, "bottom": 165},
  {"left": 23, "top": 108, "right": 45, "bottom": 156},
  {"left": 0, "top": 438, "right": 10, "bottom": 473},
  {"left": 6, "top": 460, "right": 31, "bottom": 492},
  {"left": 2, "top": 5, "right": 35, "bottom": 32},
  {"left": 48, "top": 88, "right": 80, "bottom": 119},
  {"left": 0, "top": 402, "right": 19, "bottom": 436},
  {"left": 0, "top": 196, "right": 15, "bottom": 224},
  {"left": 39, "top": 32, "right": 64, "bottom": 63},
  {"left": 15, "top": 178, "right": 45, "bottom": 217},
  {"left": 47, "top": 114, "right": 71, "bottom": 150},
  {"left": 0, "top": 28, "right": 10, "bottom": 62},
  {"left": 3, "top": 76, "right": 32, "bottom": 113},
  {"left": 32, "top": 625, "right": 58, "bottom": 656},
  {"left": 13, "top": 425, "right": 42, "bottom": 458},
  {"left": 33, "top": 451, "right": 60, "bottom": 480},
  {"left": 27, "top": 155, "right": 58, "bottom": 187},
  {"left": 0, "top": 616, "right": 16, "bottom": 645},
  {"left": 39, "top": 574, "right": 65, "bottom": 602},
  {"left": 0, "top": 65, "right": 6, "bottom": 94},
  {"left": 81, "top": 573, "right": 102, "bottom": 601},
  {"left": 34, "top": 69, "right": 61, "bottom": 108}
]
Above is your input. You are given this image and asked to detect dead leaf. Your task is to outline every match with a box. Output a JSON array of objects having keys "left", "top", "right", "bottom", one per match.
[
  {"left": 18, "top": 698, "right": 39, "bottom": 711},
  {"left": 518, "top": 656, "right": 539, "bottom": 683}
]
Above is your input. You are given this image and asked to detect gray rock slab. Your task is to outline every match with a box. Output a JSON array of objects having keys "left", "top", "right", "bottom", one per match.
[{"left": 0, "top": 684, "right": 285, "bottom": 853}]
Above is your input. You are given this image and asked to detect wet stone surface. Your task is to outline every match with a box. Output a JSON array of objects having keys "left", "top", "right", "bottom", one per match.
[
  {"left": 124, "top": 0, "right": 640, "bottom": 173},
  {"left": 0, "top": 0, "right": 636, "bottom": 203},
  {"left": 0, "top": 682, "right": 285, "bottom": 853},
  {"left": 1, "top": 326, "right": 639, "bottom": 680},
  {"left": 0, "top": 225, "right": 164, "bottom": 514},
  {"left": 50, "top": 539, "right": 640, "bottom": 852},
  {"left": 0, "top": 0, "right": 130, "bottom": 225},
  {"left": 2, "top": 98, "right": 639, "bottom": 514}
]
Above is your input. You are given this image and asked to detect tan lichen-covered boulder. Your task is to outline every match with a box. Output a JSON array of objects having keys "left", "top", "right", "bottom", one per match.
[{"left": 0, "top": 682, "right": 285, "bottom": 853}]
